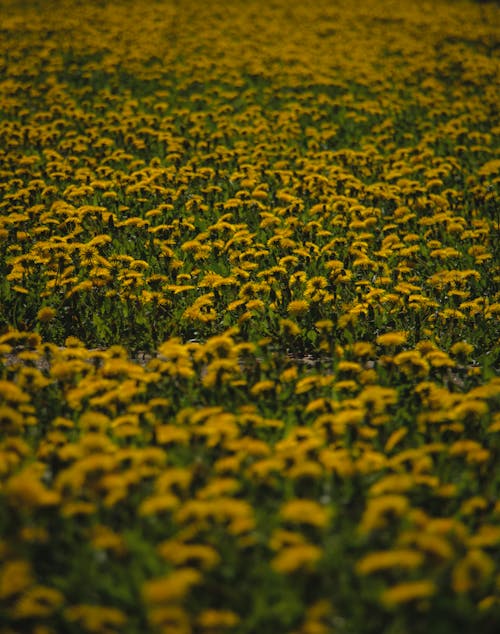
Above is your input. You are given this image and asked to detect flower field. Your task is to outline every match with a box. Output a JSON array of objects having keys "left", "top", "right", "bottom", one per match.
[{"left": 1, "top": 0, "right": 499, "bottom": 632}]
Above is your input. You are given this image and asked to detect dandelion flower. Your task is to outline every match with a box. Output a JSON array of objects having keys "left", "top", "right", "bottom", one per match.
[
  {"left": 381, "top": 580, "right": 436, "bottom": 606},
  {"left": 376, "top": 331, "right": 408, "bottom": 347}
]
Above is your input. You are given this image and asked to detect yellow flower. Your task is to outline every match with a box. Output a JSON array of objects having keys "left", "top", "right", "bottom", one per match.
[
  {"left": 12, "top": 285, "right": 29, "bottom": 294},
  {"left": 280, "top": 499, "right": 330, "bottom": 528},
  {"left": 381, "top": 580, "right": 436, "bottom": 606},
  {"left": 280, "top": 318, "right": 301, "bottom": 337},
  {"left": 37, "top": 306, "right": 56, "bottom": 322},
  {"left": 0, "top": 560, "right": 33, "bottom": 599},
  {"left": 64, "top": 605, "right": 127, "bottom": 633},
  {"left": 0, "top": 380, "right": 30, "bottom": 404},
  {"left": 452, "top": 399, "right": 488, "bottom": 422},
  {"left": 197, "top": 609, "right": 239, "bottom": 629},
  {"left": 90, "top": 525, "right": 127, "bottom": 557},
  {"left": 5, "top": 470, "right": 60, "bottom": 508},
  {"left": 182, "top": 293, "right": 217, "bottom": 323},
  {"left": 138, "top": 494, "right": 179, "bottom": 516},
  {"left": 359, "top": 495, "right": 409, "bottom": 534},
  {"left": 287, "top": 299, "right": 310, "bottom": 316},
  {"left": 0, "top": 405, "right": 24, "bottom": 431},
  {"left": 147, "top": 605, "right": 190, "bottom": 633},
  {"left": 356, "top": 549, "right": 423, "bottom": 575},
  {"left": 12, "top": 585, "right": 64, "bottom": 619},
  {"left": 250, "top": 380, "right": 276, "bottom": 396},
  {"left": 376, "top": 331, "right": 408, "bottom": 347},
  {"left": 271, "top": 544, "right": 322, "bottom": 574},
  {"left": 352, "top": 341, "right": 375, "bottom": 357},
  {"left": 394, "top": 351, "right": 430, "bottom": 378},
  {"left": 143, "top": 568, "right": 201, "bottom": 603},
  {"left": 452, "top": 549, "right": 494, "bottom": 594},
  {"left": 158, "top": 541, "right": 220, "bottom": 570},
  {"left": 155, "top": 425, "right": 189, "bottom": 446},
  {"left": 450, "top": 341, "right": 474, "bottom": 358}
]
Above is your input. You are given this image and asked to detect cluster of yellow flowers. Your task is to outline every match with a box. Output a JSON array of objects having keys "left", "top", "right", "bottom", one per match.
[
  {"left": 1, "top": 327, "right": 499, "bottom": 632},
  {"left": 0, "top": 0, "right": 499, "bottom": 633}
]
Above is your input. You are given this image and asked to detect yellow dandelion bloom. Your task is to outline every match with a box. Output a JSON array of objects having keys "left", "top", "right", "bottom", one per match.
[
  {"left": 394, "top": 351, "right": 430, "bottom": 378},
  {"left": 37, "top": 306, "right": 57, "bottom": 322},
  {"left": 280, "top": 499, "right": 330, "bottom": 528},
  {"left": 12, "top": 585, "right": 64, "bottom": 619},
  {"left": 64, "top": 605, "right": 127, "bottom": 632},
  {"left": 359, "top": 495, "right": 409, "bottom": 534},
  {"left": 384, "top": 428, "right": 408, "bottom": 452},
  {"left": 147, "top": 605, "right": 190, "bottom": 632},
  {"left": 143, "top": 568, "right": 201, "bottom": 603},
  {"left": 450, "top": 341, "right": 474, "bottom": 358},
  {"left": 5, "top": 470, "right": 60, "bottom": 508},
  {"left": 271, "top": 543, "right": 322, "bottom": 574},
  {"left": 0, "top": 560, "right": 33, "bottom": 599},
  {"left": 0, "top": 405, "right": 24, "bottom": 430},
  {"left": 356, "top": 549, "right": 423, "bottom": 575},
  {"left": 197, "top": 609, "right": 239, "bottom": 629},
  {"left": 352, "top": 341, "right": 375, "bottom": 357},
  {"left": 138, "top": 494, "right": 179, "bottom": 517},
  {"left": 250, "top": 380, "right": 276, "bottom": 396},
  {"left": 0, "top": 380, "right": 30, "bottom": 404},
  {"left": 287, "top": 299, "right": 310, "bottom": 316},
  {"left": 158, "top": 541, "right": 220, "bottom": 570},
  {"left": 381, "top": 580, "right": 436, "bottom": 606},
  {"left": 90, "top": 526, "right": 127, "bottom": 557},
  {"left": 376, "top": 331, "right": 408, "bottom": 347},
  {"left": 182, "top": 293, "right": 217, "bottom": 323},
  {"left": 452, "top": 549, "right": 494, "bottom": 594}
]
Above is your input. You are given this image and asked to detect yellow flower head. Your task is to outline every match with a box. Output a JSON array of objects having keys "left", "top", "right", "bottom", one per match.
[
  {"left": 376, "top": 331, "right": 408, "bottom": 347},
  {"left": 287, "top": 299, "right": 310, "bottom": 316}
]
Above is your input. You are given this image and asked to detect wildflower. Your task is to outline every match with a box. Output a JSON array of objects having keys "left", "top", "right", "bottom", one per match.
[
  {"left": 203, "top": 333, "right": 239, "bottom": 360},
  {"left": 197, "top": 609, "right": 239, "bottom": 629},
  {"left": 450, "top": 341, "right": 474, "bottom": 359},
  {"left": 147, "top": 605, "right": 190, "bottom": 633},
  {"left": 158, "top": 541, "right": 220, "bottom": 570},
  {"left": 64, "top": 605, "right": 127, "bottom": 632},
  {"left": 352, "top": 342, "right": 375, "bottom": 357},
  {"left": 271, "top": 543, "right": 323, "bottom": 574},
  {"left": 37, "top": 306, "right": 57, "bottom": 322},
  {"left": 5, "top": 470, "right": 60, "bottom": 508},
  {"left": 0, "top": 560, "right": 33, "bottom": 599},
  {"left": 356, "top": 549, "right": 423, "bottom": 575},
  {"left": 143, "top": 568, "right": 201, "bottom": 603},
  {"left": 12, "top": 585, "right": 64, "bottom": 618},
  {"left": 280, "top": 499, "right": 330, "bottom": 528},
  {"left": 359, "top": 495, "right": 409, "bottom": 534},
  {"left": 280, "top": 318, "right": 301, "bottom": 337},
  {"left": 384, "top": 428, "right": 408, "bottom": 452},
  {"left": 280, "top": 366, "right": 298, "bottom": 382},
  {"left": 139, "top": 494, "right": 179, "bottom": 516},
  {"left": 452, "top": 549, "right": 494, "bottom": 594},
  {"left": 90, "top": 525, "right": 127, "bottom": 557},
  {"left": 305, "top": 276, "right": 328, "bottom": 299},
  {"left": 453, "top": 399, "right": 489, "bottom": 423},
  {"left": 376, "top": 331, "right": 408, "bottom": 347},
  {"left": 287, "top": 299, "right": 310, "bottom": 316},
  {"left": 0, "top": 405, "right": 24, "bottom": 431},
  {"left": 394, "top": 351, "right": 430, "bottom": 378},
  {"left": 0, "top": 380, "right": 30, "bottom": 404},
  {"left": 182, "top": 293, "right": 217, "bottom": 323},
  {"left": 381, "top": 580, "right": 436, "bottom": 606},
  {"left": 250, "top": 380, "right": 276, "bottom": 397}
]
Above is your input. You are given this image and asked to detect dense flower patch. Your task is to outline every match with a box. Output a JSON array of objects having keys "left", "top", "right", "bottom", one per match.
[{"left": 0, "top": 0, "right": 499, "bottom": 632}]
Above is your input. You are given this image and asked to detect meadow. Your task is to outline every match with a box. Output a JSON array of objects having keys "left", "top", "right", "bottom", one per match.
[{"left": 0, "top": 0, "right": 499, "bottom": 632}]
